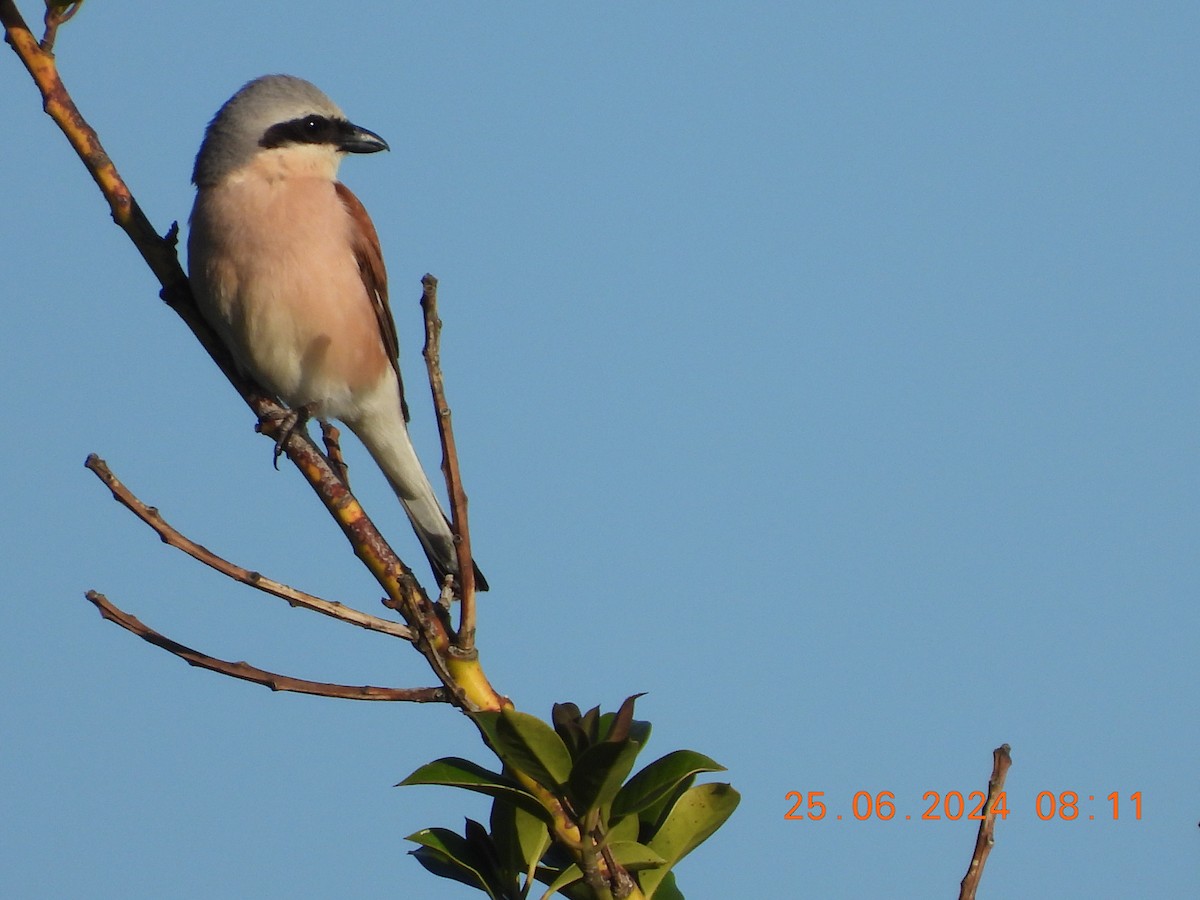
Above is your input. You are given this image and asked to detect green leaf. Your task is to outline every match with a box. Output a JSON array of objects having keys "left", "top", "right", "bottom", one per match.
[
  {"left": 412, "top": 847, "right": 495, "bottom": 897},
  {"left": 612, "top": 750, "right": 726, "bottom": 819},
  {"left": 607, "top": 813, "right": 640, "bottom": 845},
  {"left": 397, "top": 756, "right": 552, "bottom": 823},
  {"left": 607, "top": 840, "right": 666, "bottom": 871},
  {"left": 579, "top": 705, "right": 601, "bottom": 745},
  {"left": 533, "top": 835, "right": 576, "bottom": 873},
  {"left": 628, "top": 718, "right": 653, "bottom": 748},
  {"left": 638, "top": 776, "right": 693, "bottom": 843},
  {"left": 407, "top": 827, "right": 498, "bottom": 898},
  {"left": 464, "top": 817, "right": 506, "bottom": 883},
  {"left": 539, "top": 861, "right": 583, "bottom": 898},
  {"left": 567, "top": 740, "right": 642, "bottom": 816},
  {"left": 398, "top": 756, "right": 510, "bottom": 790},
  {"left": 647, "top": 871, "right": 685, "bottom": 900},
  {"left": 556, "top": 882, "right": 596, "bottom": 900},
  {"left": 552, "top": 702, "right": 582, "bottom": 725},
  {"left": 604, "top": 693, "right": 645, "bottom": 742},
  {"left": 597, "top": 712, "right": 651, "bottom": 748},
  {"left": 551, "top": 702, "right": 588, "bottom": 759},
  {"left": 473, "top": 709, "right": 506, "bottom": 750},
  {"left": 639, "top": 783, "right": 740, "bottom": 897},
  {"left": 491, "top": 797, "right": 551, "bottom": 887},
  {"left": 491, "top": 710, "right": 574, "bottom": 791}
]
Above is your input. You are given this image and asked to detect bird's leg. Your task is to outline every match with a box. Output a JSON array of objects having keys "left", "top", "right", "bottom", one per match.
[
  {"left": 257, "top": 403, "right": 316, "bottom": 469},
  {"left": 320, "top": 421, "right": 351, "bottom": 487}
]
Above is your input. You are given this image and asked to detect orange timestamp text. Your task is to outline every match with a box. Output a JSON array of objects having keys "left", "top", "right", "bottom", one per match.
[{"left": 784, "top": 790, "right": 1142, "bottom": 822}]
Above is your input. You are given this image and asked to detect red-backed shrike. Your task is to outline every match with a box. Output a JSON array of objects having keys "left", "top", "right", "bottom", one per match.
[{"left": 188, "top": 75, "right": 486, "bottom": 590}]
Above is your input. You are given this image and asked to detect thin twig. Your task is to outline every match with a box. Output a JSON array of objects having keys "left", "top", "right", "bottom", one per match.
[
  {"left": 40, "top": 0, "right": 81, "bottom": 51},
  {"left": 84, "top": 591, "right": 446, "bottom": 702},
  {"left": 3, "top": 0, "right": 181, "bottom": 291},
  {"left": 420, "top": 275, "right": 478, "bottom": 652},
  {"left": 83, "top": 454, "right": 414, "bottom": 640},
  {"left": 596, "top": 825, "right": 635, "bottom": 898},
  {"left": 959, "top": 743, "right": 1013, "bottom": 900}
]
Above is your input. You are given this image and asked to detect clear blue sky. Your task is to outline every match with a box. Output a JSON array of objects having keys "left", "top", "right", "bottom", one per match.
[{"left": 3, "top": 3, "right": 1196, "bottom": 897}]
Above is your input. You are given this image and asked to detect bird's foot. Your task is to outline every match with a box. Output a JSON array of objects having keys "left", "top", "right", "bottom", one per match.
[
  {"left": 320, "top": 421, "right": 351, "bottom": 486},
  {"left": 257, "top": 403, "right": 315, "bottom": 469}
]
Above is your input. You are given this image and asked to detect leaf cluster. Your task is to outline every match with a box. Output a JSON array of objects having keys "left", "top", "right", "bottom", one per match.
[{"left": 399, "top": 696, "right": 739, "bottom": 899}]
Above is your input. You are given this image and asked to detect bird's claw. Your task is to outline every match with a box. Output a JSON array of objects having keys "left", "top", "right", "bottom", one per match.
[{"left": 259, "top": 404, "right": 314, "bottom": 469}]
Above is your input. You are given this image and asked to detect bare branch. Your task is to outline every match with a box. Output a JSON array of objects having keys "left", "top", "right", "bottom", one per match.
[
  {"left": 84, "top": 591, "right": 447, "bottom": 702},
  {"left": 419, "top": 275, "right": 479, "bottom": 652},
  {"left": 959, "top": 743, "right": 1013, "bottom": 900},
  {"left": 2, "top": 0, "right": 184, "bottom": 293},
  {"left": 83, "top": 454, "right": 414, "bottom": 640}
]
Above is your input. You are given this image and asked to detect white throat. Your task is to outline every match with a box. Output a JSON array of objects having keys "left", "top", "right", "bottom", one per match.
[{"left": 234, "top": 143, "right": 343, "bottom": 184}]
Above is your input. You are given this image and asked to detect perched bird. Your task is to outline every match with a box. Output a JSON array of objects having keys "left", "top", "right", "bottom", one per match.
[{"left": 187, "top": 74, "right": 486, "bottom": 590}]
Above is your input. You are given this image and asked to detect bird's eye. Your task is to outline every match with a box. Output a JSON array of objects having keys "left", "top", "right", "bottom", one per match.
[{"left": 259, "top": 115, "right": 334, "bottom": 150}]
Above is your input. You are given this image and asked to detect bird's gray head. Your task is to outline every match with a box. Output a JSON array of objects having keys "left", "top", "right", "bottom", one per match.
[{"left": 192, "top": 74, "right": 389, "bottom": 186}]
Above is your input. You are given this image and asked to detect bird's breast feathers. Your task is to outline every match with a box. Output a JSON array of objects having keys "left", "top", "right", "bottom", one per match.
[{"left": 189, "top": 172, "right": 392, "bottom": 417}]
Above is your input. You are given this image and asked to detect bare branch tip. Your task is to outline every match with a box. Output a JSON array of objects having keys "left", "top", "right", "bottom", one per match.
[{"left": 82, "top": 589, "right": 432, "bottom": 701}]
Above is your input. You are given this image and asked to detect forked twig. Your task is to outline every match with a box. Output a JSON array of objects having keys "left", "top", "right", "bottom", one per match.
[
  {"left": 85, "top": 591, "right": 446, "bottom": 702},
  {"left": 959, "top": 743, "right": 1013, "bottom": 900},
  {"left": 84, "top": 454, "right": 414, "bottom": 640},
  {"left": 40, "top": 0, "right": 81, "bottom": 51}
]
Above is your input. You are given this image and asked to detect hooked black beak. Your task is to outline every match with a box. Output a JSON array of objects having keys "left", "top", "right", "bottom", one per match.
[{"left": 339, "top": 122, "right": 389, "bottom": 154}]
